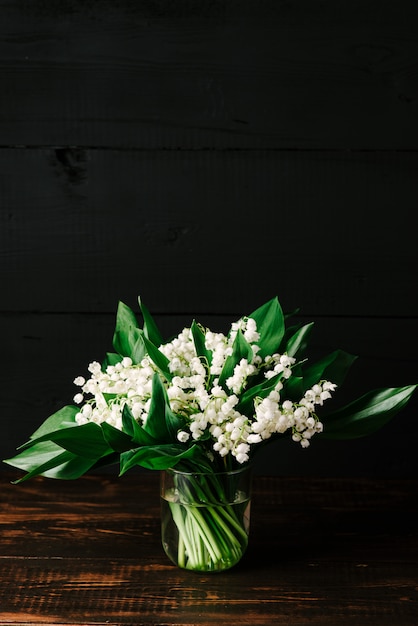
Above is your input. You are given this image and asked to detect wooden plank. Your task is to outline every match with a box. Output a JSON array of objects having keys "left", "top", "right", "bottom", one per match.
[
  {"left": 2, "top": 312, "right": 418, "bottom": 476},
  {"left": 1, "top": 559, "right": 417, "bottom": 625},
  {"left": 2, "top": 148, "right": 417, "bottom": 316},
  {"left": 0, "top": 475, "right": 417, "bottom": 625},
  {"left": 0, "top": 1, "right": 417, "bottom": 148}
]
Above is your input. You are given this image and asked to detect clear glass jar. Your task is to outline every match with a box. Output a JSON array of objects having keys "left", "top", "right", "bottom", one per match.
[{"left": 160, "top": 466, "right": 253, "bottom": 572}]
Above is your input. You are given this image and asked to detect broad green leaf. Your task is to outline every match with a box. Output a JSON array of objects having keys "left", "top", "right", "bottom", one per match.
[
  {"left": 101, "top": 421, "right": 136, "bottom": 452},
  {"left": 248, "top": 296, "right": 285, "bottom": 359},
  {"left": 27, "top": 405, "right": 79, "bottom": 441},
  {"left": 142, "top": 334, "right": 172, "bottom": 381},
  {"left": 218, "top": 330, "right": 254, "bottom": 389},
  {"left": 139, "top": 296, "right": 164, "bottom": 347},
  {"left": 119, "top": 443, "right": 199, "bottom": 474},
  {"left": 102, "top": 352, "right": 122, "bottom": 369},
  {"left": 39, "top": 454, "right": 107, "bottom": 480},
  {"left": 319, "top": 350, "right": 358, "bottom": 387},
  {"left": 89, "top": 452, "right": 120, "bottom": 471},
  {"left": 121, "top": 404, "right": 157, "bottom": 446},
  {"left": 164, "top": 404, "right": 188, "bottom": 442},
  {"left": 285, "top": 351, "right": 354, "bottom": 400},
  {"left": 322, "top": 385, "right": 417, "bottom": 439},
  {"left": 283, "top": 374, "right": 305, "bottom": 400},
  {"left": 144, "top": 337, "right": 170, "bottom": 375},
  {"left": 17, "top": 423, "right": 112, "bottom": 459},
  {"left": 49, "top": 423, "right": 112, "bottom": 458},
  {"left": 191, "top": 320, "right": 212, "bottom": 371},
  {"left": 130, "top": 329, "right": 147, "bottom": 364},
  {"left": 112, "top": 301, "right": 142, "bottom": 361},
  {"left": 4, "top": 440, "right": 67, "bottom": 472},
  {"left": 144, "top": 373, "right": 171, "bottom": 441},
  {"left": 4, "top": 440, "right": 98, "bottom": 482},
  {"left": 286, "top": 350, "right": 357, "bottom": 400},
  {"left": 285, "top": 322, "right": 314, "bottom": 358}
]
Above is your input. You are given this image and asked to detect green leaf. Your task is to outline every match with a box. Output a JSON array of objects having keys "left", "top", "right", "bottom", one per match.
[
  {"left": 286, "top": 350, "right": 357, "bottom": 400},
  {"left": 305, "top": 349, "right": 356, "bottom": 396},
  {"left": 164, "top": 404, "right": 188, "bottom": 441},
  {"left": 285, "top": 322, "right": 314, "bottom": 359},
  {"left": 322, "top": 385, "right": 417, "bottom": 439},
  {"left": 102, "top": 352, "right": 122, "bottom": 369},
  {"left": 144, "top": 373, "right": 172, "bottom": 441},
  {"left": 283, "top": 374, "right": 305, "bottom": 400},
  {"left": 248, "top": 296, "right": 285, "bottom": 359},
  {"left": 112, "top": 301, "right": 143, "bottom": 362},
  {"left": 218, "top": 330, "right": 254, "bottom": 389},
  {"left": 119, "top": 443, "right": 199, "bottom": 474},
  {"left": 142, "top": 334, "right": 172, "bottom": 381},
  {"left": 121, "top": 404, "right": 157, "bottom": 446},
  {"left": 5, "top": 440, "right": 67, "bottom": 472},
  {"left": 129, "top": 329, "right": 148, "bottom": 364},
  {"left": 144, "top": 337, "right": 169, "bottom": 375},
  {"left": 191, "top": 320, "right": 212, "bottom": 371},
  {"left": 27, "top": 405, "right": 79, "bottom": 441},
  {"left": 51, "top": 423, "right": 112, "bottom": 458},
  {"left": 3, "top": 440, "right": 99, "bottom": 483},
  {"left": 319, "top": 350, "right": 358, "bottom": 387},
  {"left": 16, "top": 422, "right": 110, "bottom": 457},
  {"left": 29, "top": 454, "right": 101, "bottom": 481},
  {"left": 101, "top": 421, "right": 135, "bottom": 453},
  {"left": 139, "top": 296, "right": 164, "bottom": 347}
]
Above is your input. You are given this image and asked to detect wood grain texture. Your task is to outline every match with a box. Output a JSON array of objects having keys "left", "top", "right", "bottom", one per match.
[
  {"left": 0, "top": 1, "right": 417, "bottom": 149},
  {"left": 0, "top": 474, "right": 417, "bottom": 625}
]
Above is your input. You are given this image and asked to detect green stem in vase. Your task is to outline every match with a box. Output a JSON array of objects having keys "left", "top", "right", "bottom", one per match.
[
  {"left": 170, "top": 501, "right": 198, "bottom": 569},
  {"left": 166, "top": 470, "right": 250, "bottom": 571}
]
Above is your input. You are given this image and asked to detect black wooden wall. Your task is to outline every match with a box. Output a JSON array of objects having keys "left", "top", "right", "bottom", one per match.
[{"left": 2, "top": 0, "right": 418, "bottom": 477}]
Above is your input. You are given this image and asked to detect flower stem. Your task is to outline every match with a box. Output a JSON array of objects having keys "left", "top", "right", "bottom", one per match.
[{"left": 162, "top": 467, "right": 251, "bottom": 571}]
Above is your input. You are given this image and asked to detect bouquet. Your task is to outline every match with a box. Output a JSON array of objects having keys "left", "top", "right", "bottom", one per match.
[{"left": 4, "top": 295, "right": 416, "bottom": 571}]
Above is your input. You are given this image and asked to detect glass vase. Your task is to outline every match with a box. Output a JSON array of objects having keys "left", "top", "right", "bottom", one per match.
[{"left": 160, "top": 466, "right": 252, "bottom": 572}]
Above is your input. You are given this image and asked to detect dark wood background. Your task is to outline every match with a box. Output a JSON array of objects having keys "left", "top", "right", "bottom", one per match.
[{"left": 2, "top": 0, "right": 418, "bottom": 477}]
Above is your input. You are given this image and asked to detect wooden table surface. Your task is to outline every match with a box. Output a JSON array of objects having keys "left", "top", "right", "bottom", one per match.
[{"left": 0, "top": 472, "right": 417, "bottom": 625}]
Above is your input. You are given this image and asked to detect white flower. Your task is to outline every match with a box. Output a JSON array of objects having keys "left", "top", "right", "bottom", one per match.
[
  {"left": 233, "top": 442, "right": 250, "bottom": 464},
  {"left": 243, "top": 317, "right": 260, "bottom": 343},
  {"left": 323, "top": 381, "right": 337, "bottom": 392},
  {"left": 247, "top": 433, "right": 262, "bottom": 444},
  {"left": 68, "top": 311, "right": 338, "bottom": 463},
  {"left": 177, "top": 431, "right": 190, "bottom": 443},
  {"left": 211, "top": 385, "right": 227, "bottom": 399},
  {"left": 80, "top": 404, "right": 92, "bottom": 418},
  {"left": 225, "top": 359, "right": 256, "bottom": 394},
  {"left": 88, "top": 361, "right": 101, "bottom": 374}
]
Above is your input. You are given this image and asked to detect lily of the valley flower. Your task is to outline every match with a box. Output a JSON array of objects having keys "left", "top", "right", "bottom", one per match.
[{"left": 73, "top": 315, "right": 336, "bottom": 464}]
